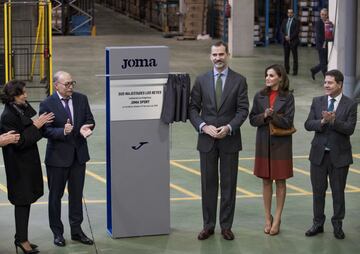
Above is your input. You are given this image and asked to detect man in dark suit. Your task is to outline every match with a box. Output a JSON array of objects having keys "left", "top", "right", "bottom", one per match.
[
  {"left": 39, "top": 71, "right": 95, "bottom": 247},
  {"left": 281, "top": 8, "right": 300, "bottom": 75},
  {"left": 189, "top": 41, "right": 249, "bottom": 241},
  {"left": 310, "top": 8, "right": 329, "bottom": 80},
  {"left": 304, "top": 69, "right": 357, "bottom": 240}
]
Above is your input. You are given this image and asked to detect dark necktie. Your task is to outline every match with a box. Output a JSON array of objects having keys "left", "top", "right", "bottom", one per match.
[
  {"left": 327, "top": 98, "right": 336, "bottom": 112},
  {"left": 62, "top": 98, "right": 72, "bottom": 124},
  {"left": 216, "top": 74, "right": 223, "bottom": 111}
]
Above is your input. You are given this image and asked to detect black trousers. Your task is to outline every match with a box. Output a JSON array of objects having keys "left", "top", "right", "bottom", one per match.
[
  {"left": 310, "top": 152, "right": 349, "bottom": 228},
  {"left": 47, "top": 159, "right": 86, "bottom": 236},
  {"left": 283, "top": 43, "right": 298, "bottom": 74},
  {"left": 311, "top": 47, "right": 328, "bottom": 76},
  {"left": 14, "top": 204, "right": 31, "bottom": 242},
  {"left": 200, "top": 143, "right": 239, "bottom": 230}
]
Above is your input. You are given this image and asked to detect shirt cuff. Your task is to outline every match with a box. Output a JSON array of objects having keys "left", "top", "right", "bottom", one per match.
[
  {"left": 227, "top": 124, "right": 232, "bottom": 135},
  {"left": 199, "top": 122, "right": 206, "bottom": 133}
]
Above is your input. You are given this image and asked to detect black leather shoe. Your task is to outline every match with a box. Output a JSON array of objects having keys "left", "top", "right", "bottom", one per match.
[
  {"left": 221, "top": 229, "right": 235, "bottom": 240},
  {"left": 305, "top": 224, "right": 324, "bottom": 237},
  {"left": 71, "top": 232, "right": 94, "bottom": 245},
  {"left": 334, "top": 227, "right": 345, "bottom": 239},
  {"left": 197, "top": 229, "right": 214, "bottom": 240},
  {"left": 292, "top": 72, "right": 298, "bottom": 76},
  {"left": 53, "top": 235, "right": 66, "bottom": 247}
]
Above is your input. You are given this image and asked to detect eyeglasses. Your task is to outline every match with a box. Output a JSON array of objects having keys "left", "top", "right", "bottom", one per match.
[{"left": 58, "top": 80, "right": 76, "bottom": 88}]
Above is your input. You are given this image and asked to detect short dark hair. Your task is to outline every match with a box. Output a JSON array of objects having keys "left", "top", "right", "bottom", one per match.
[
  {"left": 0, "top": 80, "right": 26, "bottom": 104},
  {"left": 212, "top": 41, "right": 229, "bottom": 54},
  {"left": 325, "top": 69, "right": 344, "bottom": 85},
  {"left": 264, "top": 64, "right": 290, "bottom": 92}
]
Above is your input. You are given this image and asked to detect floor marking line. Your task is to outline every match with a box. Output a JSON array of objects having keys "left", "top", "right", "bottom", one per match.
[
  {"left": 349, "top": 167, "right": 360, "bottom": 174},
  {"left": 236, "top": 187, "right": 257, "bottom": 197},
  {"left": 170, "top": 183, "right": 200, "bottom": 199},
  {"left": 170, "top": 160, "right": 200, "bottom": 175},
  {"left": 0, "top": 183, "right": 7, "bottom": 193},
  {"left": 86, "top": 169, "right": 106, "bottom": 183},
  {"left": 286, "top": 183, "right": 312, "bottom": 195},
  {"left": 293, "top": 167, "right": 310, "bottom": 176}
]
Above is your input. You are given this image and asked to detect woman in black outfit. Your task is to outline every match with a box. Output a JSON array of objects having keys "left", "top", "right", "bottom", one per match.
[{"left": 0, "top": 80, "right": 54, "bottom": 254}]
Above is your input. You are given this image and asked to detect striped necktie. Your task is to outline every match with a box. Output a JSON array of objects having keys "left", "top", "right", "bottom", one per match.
[
  {"left": 62, "top": 98, "right": 73, "bottom": 124},
  {"left": 327, "top": 98, "right": 336, "bottom": 112}
]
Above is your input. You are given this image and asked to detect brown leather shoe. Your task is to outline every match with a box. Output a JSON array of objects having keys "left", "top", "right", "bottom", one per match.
[
  {"left": 197, "top": 229, "right": 214, "bottom": 240},
  {"left": 221, "top": 229, "right": 235, "bottom": 240}
]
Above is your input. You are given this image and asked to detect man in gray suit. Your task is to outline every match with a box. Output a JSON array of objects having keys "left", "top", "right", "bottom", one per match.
[
  {"left": 304, "top": 69, "right": 357, "bottom": 240},
  {"left": 189, "top": 41, "right": 249, "bottom": 240}
]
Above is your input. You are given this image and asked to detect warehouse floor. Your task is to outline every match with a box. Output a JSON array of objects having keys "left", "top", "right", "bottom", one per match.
[{"left": 0, "top": 4, "right": 359, "bottom": 254}]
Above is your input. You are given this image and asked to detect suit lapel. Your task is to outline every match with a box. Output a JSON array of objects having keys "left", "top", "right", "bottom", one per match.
[
  {"left": 258, "top": 93, "right": 269, "bottom": 110},
  {"left": 334, "top": 95, "right": 347, "bottom": 118},
  {"left": 72, "top": 93, "right": 78, "bottom": 128},
  {"left": 321, "top": 95, "right": 328, "bottom": 112},
  {"left": 53, "top": 93, "right": 68, "bottom": 120},
  {"left": 273, "top": 95, "right": 287, "bottom": 112},
  {"left": 206, "top": 71, "right": 216, "bottom": 109},
  {"left": 219, "top": 69, "right": 233, "bottom": 110},
  {"left": 53, "top": 92, "right": 74, "bottom": 124}
]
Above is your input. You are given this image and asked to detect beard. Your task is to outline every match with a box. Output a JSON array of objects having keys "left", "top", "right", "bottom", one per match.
[{"left": 214, "top": 61, "right": 226, "bottom": 69}]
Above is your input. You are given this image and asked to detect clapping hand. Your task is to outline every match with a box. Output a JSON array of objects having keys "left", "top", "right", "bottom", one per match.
[
  {"left": 33, "top": 112, "right": 55, "bottom": 129},
  {"left": 321, "top": 111, "right": 336, "bottom": 124},
  {"left": 0, "top": 130, "right": 20, "bottom": 146},
  {"left": 264, "top": 108, "right": 274, "bottom": 118},
  {"left": 64, "top": 119, "right": 73, "bottom": 135},
  {"left": 80, "top": 124, "right": 94, "bottom": 138}
]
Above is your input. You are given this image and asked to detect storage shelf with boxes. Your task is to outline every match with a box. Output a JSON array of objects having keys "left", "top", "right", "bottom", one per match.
[
  {"left": 96, "top": 0, "right": 180, "bottom": 34},
  {"left": 298, "top": 0, "right": 320, "bottom": 46}
]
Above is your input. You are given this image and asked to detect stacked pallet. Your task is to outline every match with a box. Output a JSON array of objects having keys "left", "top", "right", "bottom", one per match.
[
  {"left": 213, "top": 0, "right": 224, "bottom": 39},
  {"left": 183, "top": 0, "right": 207, "bottom": 38},
  {"left": 298, "top": 0, "right": 320, "bottom": 46},
  {"left": 253, "top": 24, "right": 263, "bottom": 46},
  {"left": 52, "top": 6, "right": 62, "bottom": 32},
  {"left": 97, "top": 0, "right": 179, "bottom": 33},
  {"left": 145, "top": 1, "right": 161, "bottom": 29},
  {"left": 129, "top": 0, "right": 140, "bottom": 19}
]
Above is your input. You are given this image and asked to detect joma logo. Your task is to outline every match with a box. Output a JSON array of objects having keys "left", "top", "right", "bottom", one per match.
[{"left": 121, "top": 58, "right": 158, "bottom": 69}]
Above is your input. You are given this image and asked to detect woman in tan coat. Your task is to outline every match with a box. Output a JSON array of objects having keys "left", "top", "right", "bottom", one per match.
[{"left": 249, "top": 64, "right": 295, "bottom": 235}]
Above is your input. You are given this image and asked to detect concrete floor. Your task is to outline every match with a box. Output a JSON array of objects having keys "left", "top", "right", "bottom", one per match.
[{"left": 0, "top": 4, "right": 359, "bottom": 254}]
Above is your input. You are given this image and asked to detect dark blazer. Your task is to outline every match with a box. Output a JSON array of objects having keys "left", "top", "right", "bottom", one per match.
[
  {"left": 304, "top": 95, "right": 357, "bottom": 168},
  {"left": 249, "top": 89, "right": 295, "bottom": 179},
  {"left": 315, "top": 19, "right": 325, "bottom": 49},
  {"left": 0, "top": 103, "right": 43, "bottom": 205},
  {"left": 281, "top": 17, "right": 300, "bottom": 47},
  {"left": 39, "top": 92, "right": 95, "bottom": 167},
  {"left": 189, "top": 68, "right": 249, "bottom": 153}
]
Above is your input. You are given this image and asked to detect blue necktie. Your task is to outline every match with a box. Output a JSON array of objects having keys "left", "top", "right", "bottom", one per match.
[
  {"left": 286, "top": 18, "right": 292, "bottom": 36},
  {"left": 216, "top": 74, "right": 223, "bottom": 111},
  {"left": 62, "top": 98, "right": 73, "bottom": 124},
  {"left": 327, "top": 98, "right": 336, "bottom": 112}
]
